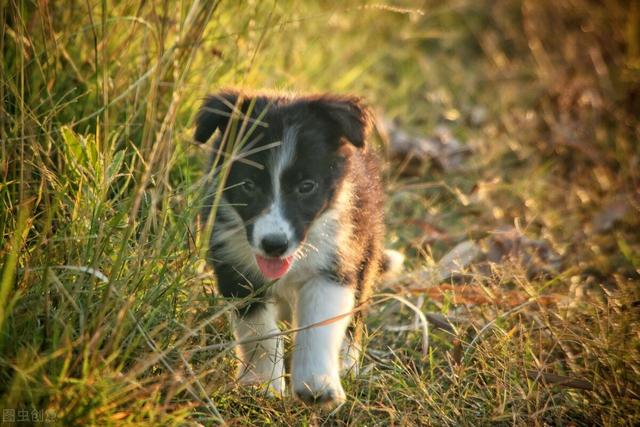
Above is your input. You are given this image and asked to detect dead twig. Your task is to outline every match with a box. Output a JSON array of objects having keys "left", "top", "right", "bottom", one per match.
[{"left": 526, "top": 369, "right": 593, "bottom": 391}]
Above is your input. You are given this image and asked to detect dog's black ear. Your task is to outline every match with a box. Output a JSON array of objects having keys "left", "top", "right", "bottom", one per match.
[
  {"left": 194, "top": 90, "right": 241, "bottom": 144},
  {"left": 308, "top": 95, "right": 371, "bottom": 147}
]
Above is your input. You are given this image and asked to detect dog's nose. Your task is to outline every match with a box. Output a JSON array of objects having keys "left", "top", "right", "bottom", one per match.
[{"left": 261, "top": 234, "right": 289, "bottom": 257}]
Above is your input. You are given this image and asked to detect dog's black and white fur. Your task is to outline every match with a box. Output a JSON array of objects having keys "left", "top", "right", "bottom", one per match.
[{"left": 195, "top": 90, "right": 386, "bottom": 404}]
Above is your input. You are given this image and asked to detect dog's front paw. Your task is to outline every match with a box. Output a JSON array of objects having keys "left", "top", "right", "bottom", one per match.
[{"left": 293, "top": 374, "right": 345, "bottom": 405}]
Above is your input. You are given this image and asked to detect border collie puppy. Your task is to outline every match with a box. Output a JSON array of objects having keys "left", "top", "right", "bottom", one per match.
[{"left": 195, "top": 90, "right": 384, "bottom": 404}]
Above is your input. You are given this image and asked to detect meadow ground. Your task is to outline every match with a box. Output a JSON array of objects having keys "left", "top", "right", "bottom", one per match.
[{"left": 1, "top": 1, "right": 639, "bottom": 425}]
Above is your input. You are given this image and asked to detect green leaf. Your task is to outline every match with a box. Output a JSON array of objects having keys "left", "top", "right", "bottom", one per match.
[
  {"left": 108, "top": 150, "right": 125, "bottom": 182},
  {"left": 61, "top": 126, "right": 87, "bottom": 168}
]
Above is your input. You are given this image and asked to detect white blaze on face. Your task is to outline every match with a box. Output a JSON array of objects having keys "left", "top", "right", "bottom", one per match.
[{"left": 251, "top": 126, "right": 298, "bottom": 256}]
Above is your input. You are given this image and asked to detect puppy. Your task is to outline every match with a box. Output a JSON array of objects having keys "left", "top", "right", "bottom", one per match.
[{"left": 195, "top": 90, "right": 385, "bottom": 404}]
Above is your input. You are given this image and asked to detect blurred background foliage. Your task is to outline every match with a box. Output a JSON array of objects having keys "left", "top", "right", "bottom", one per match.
[{"left": 1, "top": 0, "right": 639, "bottom": 425}]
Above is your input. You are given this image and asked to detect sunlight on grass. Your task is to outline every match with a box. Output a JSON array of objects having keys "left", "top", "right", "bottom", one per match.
[{"left": 1, "top": 0, "right": 639, "bottom": 425}]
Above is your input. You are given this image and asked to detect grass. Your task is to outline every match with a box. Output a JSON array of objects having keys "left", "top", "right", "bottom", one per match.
[{"left": 1, "top": 0, "right": 639, "bottom": 425}]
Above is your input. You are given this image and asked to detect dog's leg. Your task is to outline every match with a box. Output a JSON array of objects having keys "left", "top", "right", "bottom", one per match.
[
  {"left": 234, "top": 302, "right": 285, "bottom": 395},
  {"left": 341, "top": 321, "right": 363, "bottom": 376},
  {"left": 292, "top": 278, "right": 354, "bottom": 404}
]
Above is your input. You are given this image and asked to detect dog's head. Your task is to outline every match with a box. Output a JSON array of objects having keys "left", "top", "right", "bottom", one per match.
[{"left": 195, "top": 90, "right": 370, "bottom": 280}]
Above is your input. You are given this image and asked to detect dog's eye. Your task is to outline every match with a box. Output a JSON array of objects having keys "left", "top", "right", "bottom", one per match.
[
  {"left": 296, "top": 180, "right": 317, "bottom": 195},
  {"left": 241, "top": 179, "right": 256, "bottom": 194}
]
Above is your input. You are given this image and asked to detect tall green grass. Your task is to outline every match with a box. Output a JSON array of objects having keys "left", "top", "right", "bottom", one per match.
[{"left": 1, "top": 0, "right": 639, "bottom": 425}]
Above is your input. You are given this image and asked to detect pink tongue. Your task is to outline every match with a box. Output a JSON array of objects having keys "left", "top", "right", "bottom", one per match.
[{"left": 255, "top": 255, "right": 293, "bottom": 280}]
